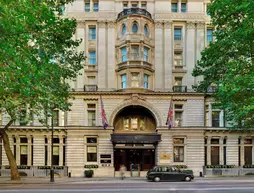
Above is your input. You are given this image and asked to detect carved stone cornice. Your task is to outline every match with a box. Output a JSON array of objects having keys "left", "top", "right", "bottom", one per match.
[
  {"left": 155, "top": 21, "right": 163, "bottom": 29},
  {"left": 196, "top": 22, "right": 206, "bottom": 29},
  {"left": 107, "top": 21, "right": 116, "bottom": 28},
  {"left": 77, "top": 20, "right": 86, "bottom": 28},
  {"left": 98, "top": 20, "right": 106, "bottom": 28},
  {"left": 164, "top": 21, "right": 173, "bottom": 29},
  {"left": 186, "top": 21, "right": 195, "bottom": 29}
]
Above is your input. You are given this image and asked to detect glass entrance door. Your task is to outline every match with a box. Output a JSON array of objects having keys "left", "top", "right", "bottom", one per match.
[{"left": 114, "top": 149, "right": 155, "bottom": 171}]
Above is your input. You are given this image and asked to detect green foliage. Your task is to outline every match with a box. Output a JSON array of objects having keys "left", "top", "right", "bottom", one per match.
[
  {"left": 84, "top": 170, "right": 94, "bottom": 177},
  {"left": 0, "top": 0, "right": 85, "bottom": 180},
  {"left": 192, "top": 0, "right": 254, "bottom": 128},
  {"left": 0, "top": 0, "right": 85, "bottom": 125},
  {"left": 84, "top": 164, "right": 99, "bottom": 169}
]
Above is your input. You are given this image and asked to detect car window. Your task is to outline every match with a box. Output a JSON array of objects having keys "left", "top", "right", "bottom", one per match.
[{"left": 161, "top": 167, "right": 168, "bottom": 172}]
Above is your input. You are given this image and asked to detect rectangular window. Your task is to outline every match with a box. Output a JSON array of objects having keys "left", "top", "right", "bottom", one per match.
[
  {"left": 171, "top": 3, "right": 178, "bottom": 12},
  {"left": 52, "top": 146, "right": 59, "bottom": 165},
  {"left": 174, "top": 28, "right": 182, "bottom": 40},
  {"left": 131, "top": 117, "right": 138, "bottom": 130},
  {"left": 174, "top": 52, "right": 183, "bottom": 67},
  {"left": 143, "top": 47, "right": 149, "bottom": 62},
  {"left": 131, "top": 3, "right": 138, "bottom": 8},
  {"left": 174, "top": 77, "right": 183, "bottom": 86},
  {"left": 173, "top": 138, "right": 184, "bottom": 162},
  {"left": 89, "top": 27, "right": 96, "bottom": 40},
  {"left": 207, "top": 29, "right": 213, "bottom": 42},
  {"left": 121, "top": 47, "right": 127, "bottom": 62},
  {"left": 211, "top": 138, "right": 220, "bottom": 144},
  {"left": 53, "top": 110, "right": 59, "bottom": 126},
  {"left": 212, "top": 111, "right": 220, "bottom": 127},
  {"left": 141, "top": 2, "right": 147, "bottom": 9},
  {"left": 131, "top": 46, "right": 139, "bottom": 60},
  {"left": 175, "top": 112, "right": 182, "bottom": 127},
  {"left": 121, "top": 74, "right": 127, "bottom": 88},
  {"left": 244, "top": 146, "right": 252, "bottom": 165},
  {"left": 211, "top": 146, "right": 220, "bottom": 165},
  {"left": 85, "top": 1, "right": 90, "bottom": 12},
  {"left": 123, "top": 2, "right": 128, "bottom": 9},
  {"left": 131, "top": 72, "right": 139, "bottom": 87},
  {"left": 144, "top": 74, "right": 149, "bottom": 89},
  {"left": 86, "top": 137, "right": 97, "bottom": 162},
  {"left": 88, "top": 110, "right": 96, "bottom": 126},
  {"left": 59, "top": 5, "right": 65, "bottom": 15},
  {"left": 181, "top": 3, "right": 187, "bottom": 12},
  {"left": 124, "top": 118, "right": 129, "bottom": 130},
  {"left": 20, "top": 145, "right": 28, "bottom": 165},
  {"left": 89, "top": 51, "right": 96, "bottom": 64},
  {"left": 93, "top": 1, "right": 99, "bottom": 12}
]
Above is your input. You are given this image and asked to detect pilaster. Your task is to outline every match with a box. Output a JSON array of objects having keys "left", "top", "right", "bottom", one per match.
[
  {"left": 164, "top": 21, "right": 173, "bottom": 90},
  {"left": 98, "top": 20, "right": 107, "bottom": 89},
  {"left": 186, "top": 21, "right": 196, "bottom": 90},
  {"left": 196, "top": 22, "right": 205, "bottom": 85},
  {"left": 154, "top": 21, "right": 164, "bottom": 90}
]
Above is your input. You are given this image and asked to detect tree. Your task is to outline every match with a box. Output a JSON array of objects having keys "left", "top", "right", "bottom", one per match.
[
  {"left": 193, "top": 0, "right": 254, "bottom": 128},
  {"left": 0, "top": 0, "right": 85, "bottom": 180}
]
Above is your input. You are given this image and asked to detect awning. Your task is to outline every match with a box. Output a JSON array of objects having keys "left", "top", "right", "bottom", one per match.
[{"left": 111, "top": 133, "right": 161, "bottom": 144}]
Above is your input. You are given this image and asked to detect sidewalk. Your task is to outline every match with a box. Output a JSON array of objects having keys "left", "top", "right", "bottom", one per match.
[{"left": 0, "top": 176, "right": 254, "bottom": 185}]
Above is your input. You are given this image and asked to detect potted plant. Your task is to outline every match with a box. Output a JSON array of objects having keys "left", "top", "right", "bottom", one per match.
[{"left": 84, "top": 170, "right": 94, "bottom": 178}]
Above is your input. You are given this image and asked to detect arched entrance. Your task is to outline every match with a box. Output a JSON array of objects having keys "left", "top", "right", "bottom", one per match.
[{"left": 111, "top": 105, "right": 161, "bottom": 173}]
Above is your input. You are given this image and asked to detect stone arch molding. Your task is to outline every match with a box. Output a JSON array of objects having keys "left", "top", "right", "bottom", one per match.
[{"left": 109, "top": 99, "right": 162, "bottom": 127}]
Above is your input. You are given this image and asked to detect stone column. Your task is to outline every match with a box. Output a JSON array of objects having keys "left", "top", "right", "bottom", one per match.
[
  {"left": 195, "top": 22, "right": 205, "bottom": 85},
  {"left": 220, "top": 138, "right": 224, "bottom": 165},
  {"left": 76, "top": 21, "right": 86, "bottom": 91},
  {"left": 186, "top": 22, "right": 196, "bottom": 91},
  {"left": 207, "top": 137, "right": 211, "bottom": 165},
  {"left": 97, "top": 21, "right": 107, "bottom": 90},
  {"left": 178, "top": 0, "right": 182, "bottom": 13},
  {"left": 27, "top": 136, "right": 31, "bottom": 166},
  {"left": 154, "top": 21, "right": 164, "bottom": 90},
  {"left": 164, "top": 21, "right": 173, "bottom": 90},
  {"left": 59, "top": 136, "right": 64, "bottom": 166},
  {"left": 107, "top": 21, "right": 116, "bottom": 90}
]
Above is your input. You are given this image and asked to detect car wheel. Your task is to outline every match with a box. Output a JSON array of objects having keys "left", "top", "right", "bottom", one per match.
[
  {"left": 154, "top": 176, "right": 161, "bottom": 182},
  {"left": 185, "top": 176, "right": 191, "bottom": 182}
]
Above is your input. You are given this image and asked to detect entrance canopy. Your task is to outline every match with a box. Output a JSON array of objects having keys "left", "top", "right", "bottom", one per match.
[{"left": 111, "top": 133, "right": 161, "bottom": 144}]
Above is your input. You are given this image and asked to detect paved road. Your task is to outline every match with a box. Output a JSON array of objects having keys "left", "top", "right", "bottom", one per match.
[{"left": 1, "top": 179, "right": 254, "bottom": 193}]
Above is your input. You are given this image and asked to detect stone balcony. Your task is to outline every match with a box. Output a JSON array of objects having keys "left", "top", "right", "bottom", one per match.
[{"left": 117, "top": 8, "right": 153, "bottom": 21}]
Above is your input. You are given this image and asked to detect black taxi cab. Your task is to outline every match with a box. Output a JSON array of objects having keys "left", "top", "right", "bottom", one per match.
[{"left": 146, "top": 165, "right": 194, "bottom": 182}]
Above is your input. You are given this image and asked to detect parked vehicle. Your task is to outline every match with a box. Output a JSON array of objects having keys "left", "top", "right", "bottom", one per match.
[{"left": 146, "top": 165, "right": 194, "bottom": 182}]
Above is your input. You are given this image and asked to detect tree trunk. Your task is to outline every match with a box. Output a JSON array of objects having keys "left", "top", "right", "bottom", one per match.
[{"left": 0, "top": 120, "right": 20, "bottom": 180}]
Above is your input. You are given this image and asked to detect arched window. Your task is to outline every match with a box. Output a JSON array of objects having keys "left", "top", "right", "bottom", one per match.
[
  {"left": 132, "top": 23, "right": 138, "bottom": 33},
  {"left": 122, "top": 24, "right": 126, "bottom": 36},
  {"left": 144, "top": 25, "right": 149, "bottom": 35}
]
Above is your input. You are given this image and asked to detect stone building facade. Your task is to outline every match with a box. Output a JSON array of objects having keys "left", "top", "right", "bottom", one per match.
[{"left": 1, "top": 0, "right": 253, "bottom": 177}]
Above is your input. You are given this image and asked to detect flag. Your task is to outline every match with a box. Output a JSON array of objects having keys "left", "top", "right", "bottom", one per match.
[
  {"left": 166, "top": 96, "right": 173, "bottom": 129},
  {"left": 100, "top": 96, "right": 109, "bottom": 129}
]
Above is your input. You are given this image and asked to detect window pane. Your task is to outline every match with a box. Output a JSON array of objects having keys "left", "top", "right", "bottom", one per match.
[
  {"left": 93, "top": 2, "right": 99, "bottom": 12},
  {"left": 85, "top": 3, "right": 90, "bottom": 12},
  {"left": 212, "top": 111, "right": 220, "bottom": 127},
  {"left": 181, "top": 3, "right": 187, "bottom": 12},
  {"left": 124, "top": 118, "right": 129, "bottom": 130},
  {"left": 211, "top": 146, "right": 220, "bottom": 165},
  {"left": 171, "top": 3, "right": 178, "bottom": 12},
  {"left": 174, "top": 77, "right": 182, "bottom": 86},
  {"left": 121, "top": 74, "right": 127, "bottom": 88},
  {"left": 144, "top": 25, "right": 148, "bottom": 35},
  {"left": 87, "top": 146, "right": 97, "bottom": 162},
  {"left": 89, "top": 28, "right": 96, "bottom": 40},
  {"left": 143, "top": 47, "right": 149, "bottom": 61},
  {"left": 174, "top": 146, "right": 184, "bottom": 162},
  {"left": 121, "top": 47, "right": 127, "bottom": 62},
  {"left": 131, "top": 46, "right": 139, "bottom": 60},
  {"left": 174, "top": 53, "right": 182, "bottom": 66},
  {"left": 131, "top": 118, "right": 138, "bottom": 130},
  {"left": 244, "top": 139, "right": 252, "bottom": 144},
  {"left": 89, "top": 51, "right": 96, "bottom": 64},
  {"left": 211, "top": 138, "right": 220, "bottom": 144},
  {"left": 131, "top": 73, "right": 139, "bottom": 87},
  {"left": 122, "top": 25, "right": 126, "bottom": 36},
  {"left": 87, "top": 138, "right": 97, "bottom": 143},
  {"left": 174, "top": 28, "right": 182, "bottom": 40},
  {"left": 173, "top": 138, "right": 184, "bottom": 144},
  {"left": 88, "top": 111, "right": 96, "bottom": 126},
  {"left": 144, "top": 74, "right": 148, "bottom": 88},
  {"left": 207, "top": 29, "right": 213, "bottom": 42},
  {"left": 244, "top": 146, "right": 252, "bottom": 165},
  {"left": 132, "top": 23, "right": 138, "bottom": 33}
]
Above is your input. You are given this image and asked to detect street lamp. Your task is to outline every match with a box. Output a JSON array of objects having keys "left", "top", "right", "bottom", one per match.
[{"left": 50, "top": 113, "right": 54, "bottom": 182}]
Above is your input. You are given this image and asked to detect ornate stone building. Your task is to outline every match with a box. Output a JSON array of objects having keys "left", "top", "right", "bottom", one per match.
[{"left": 1, "top": 0, "right": 253, "bottom": 177}]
